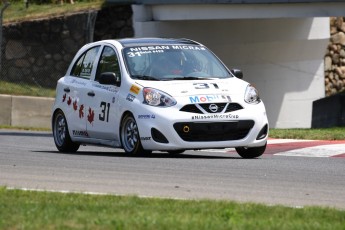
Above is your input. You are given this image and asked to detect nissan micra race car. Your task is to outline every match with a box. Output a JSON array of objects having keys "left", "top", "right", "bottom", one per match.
[{"left": 52, "top": 38, "right": 268, "bottom": 158}]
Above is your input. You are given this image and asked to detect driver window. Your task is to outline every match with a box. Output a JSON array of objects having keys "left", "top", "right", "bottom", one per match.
[
  {"left": 71, "top": 46, "right": 100, "bottom": 79},
  {"left": 96, "top": 46, "right": 121, "bottom": 83}
]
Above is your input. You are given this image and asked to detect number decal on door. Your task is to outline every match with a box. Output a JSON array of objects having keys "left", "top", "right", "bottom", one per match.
[{"left": 99, "top": 101, "right": 110, "bottom": 122}]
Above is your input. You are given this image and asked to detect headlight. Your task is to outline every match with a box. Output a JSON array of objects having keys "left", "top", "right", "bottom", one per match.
[
  {"left": 244, "top": 85, "right": 261, "bottom": 104},
  {"left": 143, "top": 87, "right": 177, "bottom": 107}
]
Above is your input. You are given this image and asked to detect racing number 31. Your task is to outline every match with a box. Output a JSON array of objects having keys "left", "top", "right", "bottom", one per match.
[{"left": 99, "top": 101, "right": 110, "bottom": 122}]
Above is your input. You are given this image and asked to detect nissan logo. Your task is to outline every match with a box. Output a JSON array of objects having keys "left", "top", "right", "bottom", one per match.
[{"left": 209, "top": 104, "right": 218, "bottom": 113}]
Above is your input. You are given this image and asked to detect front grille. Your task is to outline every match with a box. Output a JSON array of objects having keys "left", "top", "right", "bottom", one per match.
[
  {"left": 180, "top": 104, "right": 203, "bottom": 114},
  {"left": 199, "top": 103, "right": 227, "bottom": 113},
  {"left": 225, "top": 103, "right": 243, "bottom": 112},
  {"left": 173, "top": 120, "right": 254, "bottom": 142},
  {"left": 180, "top": 103, "right": 243, "bottom": 114}
]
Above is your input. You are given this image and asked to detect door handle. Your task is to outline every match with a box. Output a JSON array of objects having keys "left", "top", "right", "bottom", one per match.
[
  {"left": 64, "top": 87, "right": 70, "bottom": 93},
  {"left": 87, "top": 91, "right": 95, "bottom": 97}
]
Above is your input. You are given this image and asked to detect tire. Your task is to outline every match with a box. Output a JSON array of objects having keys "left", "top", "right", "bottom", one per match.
[
  {"left": 120, "top": 114, "right": 151, "bottom": 156},
  {"left": 52, "top": 110, "right": 80, "bottom": 153},
  {"left": 235, "top": 142, "right": 267, "bottom": 159}
]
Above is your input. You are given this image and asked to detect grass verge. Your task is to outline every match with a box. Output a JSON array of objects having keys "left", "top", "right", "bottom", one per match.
[
  {"left": 0, "top": 124, "right": 51, "bottom": 131},
  {"left": 0, "top": 188, "right": 344, "bottom": 230},
  {"left": 269, "top": 127, "right": 345, "bottom": 140},
  {"left": 3, "top": 0, "right": 104, "bottom": 24},
  {"left": 0, "top": 81, "right": 56, "bottom": 97}
]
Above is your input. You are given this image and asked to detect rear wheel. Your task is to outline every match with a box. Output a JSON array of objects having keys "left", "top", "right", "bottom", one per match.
[
  {"left": 53, "top": 110, "right": 80, "bottom": 153},
  {"left": 120, "top": 114, "right": 151, "bottom": 156},
  {"left": 235, "top": 142, "right": 267, "bottom": 159}
]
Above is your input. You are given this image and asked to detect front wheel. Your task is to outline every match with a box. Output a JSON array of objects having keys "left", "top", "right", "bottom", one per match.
[
  {"left": 52, "top": 110, "right": 80, "bottom": 153},
  {"left": 235, "top": 142, "right": 267, "bottom": 159},
  {"left": 120, "top": 114, "right": 151, "bottom": 156}
]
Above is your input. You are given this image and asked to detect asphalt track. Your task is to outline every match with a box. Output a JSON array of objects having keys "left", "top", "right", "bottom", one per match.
[{"left": 1, "top": 130, "right": 345, "bottom": 209}]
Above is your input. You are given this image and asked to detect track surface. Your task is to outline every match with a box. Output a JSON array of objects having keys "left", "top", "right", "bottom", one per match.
[{"left": 1, "top": 130, "right": 345, "bottom": 209}]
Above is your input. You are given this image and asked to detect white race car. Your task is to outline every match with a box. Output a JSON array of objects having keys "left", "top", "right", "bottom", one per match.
[{"left": 52, "top": 38, "right": 268, "bottom": 158}]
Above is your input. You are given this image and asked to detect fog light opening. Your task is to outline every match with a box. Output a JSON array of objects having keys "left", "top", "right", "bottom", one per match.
[
  {"left": 256, "top": 124, "right": 268, "bottom": 140},
  {"left": 151, "top": 128, "right": 169, "bottom": 144}
]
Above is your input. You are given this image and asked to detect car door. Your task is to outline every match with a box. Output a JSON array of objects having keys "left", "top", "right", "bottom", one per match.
[
  {"left": 85, "top": 45, "right": 122, "bottom": 140},
  {"left": 62, "top": 45, "right": 101, "bottom": 137}
]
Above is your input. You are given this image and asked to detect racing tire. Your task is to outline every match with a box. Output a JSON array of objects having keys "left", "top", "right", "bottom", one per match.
[
  {"left": 120, "top": 114, "right": 151, "bottom": 156},
  {"left": 235, "top": 142, "right": 267, "bottom": 159},
  {"left": 53, "top": 110, "right": 80, "bottom": 153}
]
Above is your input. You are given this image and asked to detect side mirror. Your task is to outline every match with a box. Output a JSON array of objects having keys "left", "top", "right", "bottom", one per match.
[
  {"left": 230, "top": 69, "right": 243, "bottom": 79},
  {"left": 99, "top": 72, "right": 120, "bottom": 86}
]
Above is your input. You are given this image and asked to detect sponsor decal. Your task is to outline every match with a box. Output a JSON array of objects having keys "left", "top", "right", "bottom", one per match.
[
  {"left": 191, "top": 114, "right": 239, "bottom": 120},
  {"left": 172, "top": 45, "right": 206, "bottom": 50},
  {"left": 126, "top": 94, "right": 135, "bottom": 102},
  {"left": 189, "top": 95, "right": 231, "bottom": 103},
  {"left": 71, "top": 79, "right": 87, "bottom": 86},
  {"left": 72, "top": 130, "right": 89, "bottom": 137},
  {"left": 126, "top": 45, "right": 206, "bottom": 58},
  {"left": 130, "top": 84, "right": 140, "bottom": 95},
  {"left": 81, "top": 68, "right": 92, "bottom": 76},
  {"left": 138, "top": 114, "right": 155, "bottom": 119},
  {"left": 92, "top": 83, "right": 117, "bottom": 92},
  {"left": 140, "top": 137, "right": 151, "bottom": 141},
  {"left": 129, "top": 46, "right": 170, "bottom": 52},
  {"left": 128, "top": 45, "right": 206, "bottom": 52}
]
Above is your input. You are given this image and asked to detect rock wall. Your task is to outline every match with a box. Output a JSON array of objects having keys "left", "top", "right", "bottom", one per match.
[
  {"left": 0, "top": 5, "right": 133, "bottom": 88},
  {"left": 325, "top": 17, "right": 345, "bottom": 96}
]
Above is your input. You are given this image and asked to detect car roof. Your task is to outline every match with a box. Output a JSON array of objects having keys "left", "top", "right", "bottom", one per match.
[{"left": 117, "top": 37, "right": 201, "bottom": 47}]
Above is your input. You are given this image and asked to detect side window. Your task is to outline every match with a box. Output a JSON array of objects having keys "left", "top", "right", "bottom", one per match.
[
  {"left": 71, "top": 46, "right": 100, "bottom": 79},
  {"left": 96, "top": 46, "right": 121, "bottom": 82}
]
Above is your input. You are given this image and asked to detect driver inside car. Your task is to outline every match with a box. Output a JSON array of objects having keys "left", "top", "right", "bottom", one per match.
[{"left": 151, "top": 52, "right": 184, "bottom": 78}]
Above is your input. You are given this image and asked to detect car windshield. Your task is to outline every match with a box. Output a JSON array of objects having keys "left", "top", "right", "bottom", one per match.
[{"left": 123, "top": 45, "right": 231, "bottom": 80}]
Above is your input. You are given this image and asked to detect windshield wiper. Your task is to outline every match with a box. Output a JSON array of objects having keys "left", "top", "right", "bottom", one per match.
[{"left": 131, "top": 75, "right": 160, "bottom": 81}]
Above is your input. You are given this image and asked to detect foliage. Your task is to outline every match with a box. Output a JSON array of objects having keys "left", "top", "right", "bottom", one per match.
[{"left": 2, "top": 0, "right": 104, "bottom": 24}]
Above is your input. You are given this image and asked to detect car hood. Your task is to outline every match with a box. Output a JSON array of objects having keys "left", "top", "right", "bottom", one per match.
[{"left": 134, "top": 77, "right": 248, "bottom": 98}]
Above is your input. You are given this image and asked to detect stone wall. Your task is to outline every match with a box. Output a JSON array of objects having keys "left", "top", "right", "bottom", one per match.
[
  {"left": 324, "top": 17, "right": 345, "bottom": 96},
  {"left": 0, "top": 4, "right": 133, "bottom": 88}
]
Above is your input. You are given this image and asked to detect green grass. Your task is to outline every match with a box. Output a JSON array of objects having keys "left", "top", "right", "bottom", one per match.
[
  {"left": 0, "top": 80, "right": 56, "bottom": 97},
  {"left": 269, "top": 127, "right": 345, "bottom": 140},
  {"left": 0, "top": 188, "right": 344, "bottom": 230},
  {"left": 3, "top": 0, "right": 105, "bottom": 24},
  {"left": 0, "top": 124, "right": 51, "bottom": 131}
]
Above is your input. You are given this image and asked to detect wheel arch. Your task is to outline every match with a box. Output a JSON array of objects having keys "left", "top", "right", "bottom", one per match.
[
  {"left": 51, "top": 108, "right": 73, "bottom": 139},
  {"left": 51, "top": 108, "right": 63, "bottom": 130},
  {"left": 119, "top": 110, "right": 134, "bottom": 134}
]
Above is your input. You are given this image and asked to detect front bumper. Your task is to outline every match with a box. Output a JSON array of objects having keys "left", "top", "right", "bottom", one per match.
[{"left": 135, "top": 102, "right": 268, "bottom": 151}]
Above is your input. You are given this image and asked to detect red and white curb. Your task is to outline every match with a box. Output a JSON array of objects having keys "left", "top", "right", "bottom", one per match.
[
  {"left": 200, "top": 139, "right": 345, "bottom": 158},
  {"left": 265, "top": 139, "right": 345, "bottom": 158}
]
